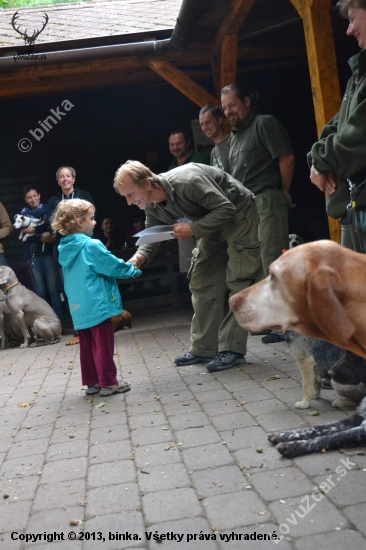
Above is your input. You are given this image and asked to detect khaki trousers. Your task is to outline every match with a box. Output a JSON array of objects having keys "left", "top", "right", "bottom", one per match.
[
  {"left": 255, "top": 188, "right": 289, "bottom": 277},
  {"left": 189, "top": 200, "right": 260, "bottom": 357}
]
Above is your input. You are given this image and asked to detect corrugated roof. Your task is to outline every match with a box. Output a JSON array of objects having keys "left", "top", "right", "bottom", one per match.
[{"left": 0, "top": 0, "right": 181, "bottom": 48}]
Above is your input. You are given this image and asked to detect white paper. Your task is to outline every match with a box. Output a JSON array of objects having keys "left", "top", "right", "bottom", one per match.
[{"left": 134, "top": 225, "right": 175, "bottom": 245}]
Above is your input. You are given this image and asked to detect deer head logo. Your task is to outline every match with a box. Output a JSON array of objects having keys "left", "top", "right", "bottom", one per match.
[{"left": 11, "top": 10, "right": 49, "bottom": 51}]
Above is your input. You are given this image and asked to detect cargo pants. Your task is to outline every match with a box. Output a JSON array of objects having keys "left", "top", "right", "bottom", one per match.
[
  {"left": 255, "top": 187, "right": 289, "bottom": 277},
  {"left": 189, "top": 199, "right": 260, "bottom": 357}
]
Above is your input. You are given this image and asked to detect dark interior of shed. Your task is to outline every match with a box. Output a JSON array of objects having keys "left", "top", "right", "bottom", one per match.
[{"left": 0, "top": 2, "right": 360, "bottom": 264}]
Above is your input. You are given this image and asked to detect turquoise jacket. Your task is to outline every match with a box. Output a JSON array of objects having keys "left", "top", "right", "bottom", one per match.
[{"left": 58, "top": 234, "right": 141, "bottom": 330}]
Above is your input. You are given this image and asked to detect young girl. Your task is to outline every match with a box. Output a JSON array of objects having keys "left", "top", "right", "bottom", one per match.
[{"left": 51, "top": 199, "right": 141, "bottom": 397}]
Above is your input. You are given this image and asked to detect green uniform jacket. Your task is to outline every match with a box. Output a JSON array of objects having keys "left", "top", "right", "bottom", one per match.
[
  {"left": 168, "top": 149, "right": 210, "bottom": 170},
  {"left": 228, "top": 112, "right": 293, "bottom": 194},
  {"left": 310, "top": 50, "right": 366, "bottom": 219},
  {"left": 137, "top": 163, "right": 253, "bottom": 263}
]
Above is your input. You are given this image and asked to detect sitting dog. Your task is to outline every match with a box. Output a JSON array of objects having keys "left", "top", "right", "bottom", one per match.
[
  {"left": 286, "top": 331, "right": 366, "bottom": 409},
  {"left": 0, "top": 266, "right": 61, "bottom": 348},
  {"left": 13, "top": 214, "right": 50, "bottom": 242},
  {"left": 0, "top": 290, "right": 23, "bottom": 349},
  {"left": 229, "top": 240, "right": 366, "bottom": 358}
]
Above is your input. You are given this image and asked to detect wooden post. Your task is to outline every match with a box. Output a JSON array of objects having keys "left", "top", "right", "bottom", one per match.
[
  {"left": 290, "top": 0, "right": 342, "bottom": 243},
  {"left": 212, "top": 0, "right": 255, "bottom": 93}
]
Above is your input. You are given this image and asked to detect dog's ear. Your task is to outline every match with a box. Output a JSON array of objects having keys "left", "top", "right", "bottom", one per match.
[{"left": 307, "top": 266, "right": 356, "bottom": 346}]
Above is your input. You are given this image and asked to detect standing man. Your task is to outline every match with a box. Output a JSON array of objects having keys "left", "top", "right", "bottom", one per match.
[
  {"left": 0, "top": 202, "right": 13, "bottom": 266},
  {"left": 168, "top": 129, "right": 210, "bottom": 170},
  {"left": 199, "top": 105, "right": 230, "bottom": 172},
  {"left": 309, "top": 0, "right": 366, "bottom": 253},
  {"left": 221, "top": 83, "right": 295, "bottom": 344},
  {"left": 114, "top": 161, "right": 261, "bottom": 372},
  {"left": 168, "top": 129, "right": 210, "bottom": 273}
]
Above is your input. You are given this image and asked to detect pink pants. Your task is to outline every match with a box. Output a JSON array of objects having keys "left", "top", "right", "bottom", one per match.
[{"left": 78, "top": 318, "right": 119, "bottom": 388}]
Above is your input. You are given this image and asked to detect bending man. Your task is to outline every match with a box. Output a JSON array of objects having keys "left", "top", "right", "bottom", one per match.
[{"left": 114, "top": 161, "right": 260, "bottom": 372}]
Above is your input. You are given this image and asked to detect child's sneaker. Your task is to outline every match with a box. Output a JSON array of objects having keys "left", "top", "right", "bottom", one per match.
[
  {"left": 85, "top": 384, "right": 101, "bottom": 395},
  {"left": 99, "top": 381, "right": 131, "bottom": 397}
]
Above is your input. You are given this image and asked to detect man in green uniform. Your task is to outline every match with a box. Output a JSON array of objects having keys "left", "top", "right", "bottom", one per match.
[
  {"left": 221, "top": 83, "right": 295, "bottom": 343},
  {"left": 168, "top": 129, "right": 210, "bottom": 273},
  {"left": 309, "top": 0, "right": 366, "bottom": 253},
  {"left": 114, "top": 161, "right": 261, "bottom": 371},
  {"left": 168, "top": 129, "right": 210, "bottom": 170},
  {"left": 199, "top": 105, "right": 230, "bottom": 172}
]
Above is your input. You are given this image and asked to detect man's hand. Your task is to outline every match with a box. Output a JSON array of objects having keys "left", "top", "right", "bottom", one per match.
[
  {"left": 324, "top": 174, "right": 337, "bottom": 195},
  {"left": 172, "top": 222, "right": 194, "bottom": 240},
  {"left": 310, "top": 166, "right": 337, "bottom": 194},
  {"left": 283, "top": 191, "right": 296, "bottom": 210},
  {"left": 127, "top": 253, "right": 147, "bottom": 269},
  {"left": 22, "top": 227, "right": 35, "bottom": 235}
]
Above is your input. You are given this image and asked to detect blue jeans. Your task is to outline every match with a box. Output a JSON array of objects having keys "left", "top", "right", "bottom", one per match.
[
  {"left": 28, "top": 255, "right": 63, "bottom": 320},
  {"left": 0, "top": 253, "right": 9, "bottom": 266}
]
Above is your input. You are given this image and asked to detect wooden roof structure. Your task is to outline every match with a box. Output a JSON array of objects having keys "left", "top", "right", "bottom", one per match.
[{"left": 0, "top": 0, "right": 352, "bottom": 241}]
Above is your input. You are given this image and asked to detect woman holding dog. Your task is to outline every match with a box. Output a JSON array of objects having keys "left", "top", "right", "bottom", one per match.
[{"left": 20, "top": 186, "right": 63, "bottom": 320}]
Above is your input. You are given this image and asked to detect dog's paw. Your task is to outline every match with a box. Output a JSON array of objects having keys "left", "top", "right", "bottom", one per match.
[
  {"left": 295, "top": 400, "right": 310, "bottom": 409},
  {"left": 331, "top": 398, "right": 357, "bottom": 408},
  {"left": 20, "top": 343, "right": 29, "bottom": 348},
  {"left": 276, "top": 441, "right": 305, "bottom": 458}
]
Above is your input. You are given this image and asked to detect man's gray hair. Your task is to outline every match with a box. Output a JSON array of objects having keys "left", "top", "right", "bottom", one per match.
[{"left": 114, "top": 160, "right": 160, "bottom": 191}]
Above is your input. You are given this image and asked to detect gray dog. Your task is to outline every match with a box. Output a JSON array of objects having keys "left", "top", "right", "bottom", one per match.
[
  {"left": 0, "top": 289, "right": 23, "bottom": 349},
  {"left": 286, "top": 330, "right": 366, "bottom": 409},
  {"left": 0, "top": 266, "right": 61, "bottom": 348}
]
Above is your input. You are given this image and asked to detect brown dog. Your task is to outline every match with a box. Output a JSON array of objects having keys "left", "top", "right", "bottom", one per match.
[
  {"left": 229, "top": 240, "right": 366, "bottom": 358},
  {"left": 65, "top": 310, "right": 132, "bottom": 346},
  {"left": 111, "top": 310, "right": 132, "bottom": 332}
]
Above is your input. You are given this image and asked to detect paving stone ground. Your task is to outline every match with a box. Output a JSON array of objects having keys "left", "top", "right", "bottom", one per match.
[{"left": 1, "top": 306, "right": 366, "bottom": 549}]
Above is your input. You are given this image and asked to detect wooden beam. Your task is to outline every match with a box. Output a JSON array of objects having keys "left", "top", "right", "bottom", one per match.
[
  {"left": 214, "top": 0, "right": 256, "bottom": 53},
  {"left": 148, "top": 60, "right": 219, "bottom": 107},
  {"left": 220, "top": 34, "right": 238, "bottom": 88},
  {"left": 0, "top": 46, "right": 303, "bottom": 86},
  {"left": 291, "top": 0, "right": 341, "bottom": 243},
  {"left": 0, "top": 58, "right": 306, "bottom": 100},
  {"left": 0, "top": 46, "right": 212, "bottom": 82}
]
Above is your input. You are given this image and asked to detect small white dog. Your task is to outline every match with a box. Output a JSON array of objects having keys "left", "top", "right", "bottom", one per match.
[
  {"left": 289, "top": 233, "right": 304, "bottom": 249},
  {"left": 13, "top": 214, "right": 50, "bottom": 242}
]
